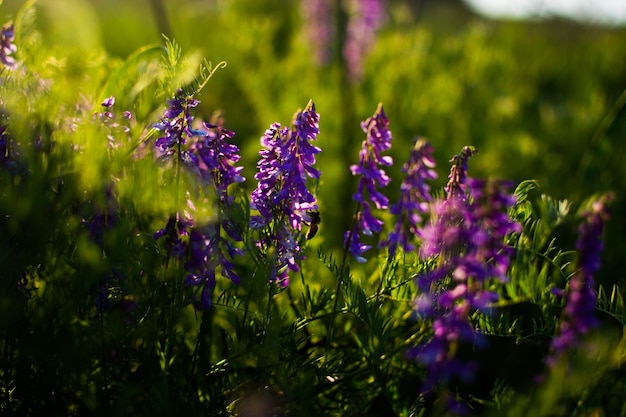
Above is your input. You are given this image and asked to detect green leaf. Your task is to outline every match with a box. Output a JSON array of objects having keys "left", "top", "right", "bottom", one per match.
[{"left": 513, "top": 179, "right": 539, "bottom": 204}]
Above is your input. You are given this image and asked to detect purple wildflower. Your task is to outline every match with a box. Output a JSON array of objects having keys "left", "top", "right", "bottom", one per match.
[
  {"left": 546, "top": 193, "right": 613, "bottom": 367},
  {"left": 417, "top": 179, "right": 519, "bottom": 308},
  {"left": 445, "top": 146, "right": 477, "bottom": 201},
  {"left": 93, "top": 96, "right": 134, "bottom": 150},
  {"left": 412, "top": 150, "right": 521, "bottom": 399},
  {"left": 417, "top": 198, "right": 467, "bottom": 262},
  {"left": 154, "top": 200, "right": 243, "bottom": 310},
  {"left": 250, "top": 100, "right": 321, "bottom": 285},
  {"left": 154, "top": 210, "right": 194, "bottom": 260},
  {"left": 575, "top": 194, "right": 613, "bottom": 277},
  {"left": 153, "top": 89, "right": 200, "bottom": 170},
  {"left": 185, "top": 121, "right": 246, "bottom": 306},
  {"left": 454, "top": 178, "right": 522, "bottom": 283},
  {"left": 299, "top": 0, "right": 386, "bottom": 81},
  {"left": 83, "top": 184, "right": 120, "bottom": 246},
  {"left": 407, "top": 299, "right": 477, "bottom": 392},
  {"left": 184, "top": 223, "right": 243, "bottom": 309},
  {"left": 301, "top": 0, "right": 335, "bottom": 65},
  {"left": 0, "top": 22, "right": 17, "bottom": 68},
  {"left": 151, "top": 91, "right": 246, "bottom": 307},
  {"left": 343, "top": 0, "right": 386, "bottom": 81},
  {"left": 101, "top": 96, "right": 115, "bottom": 108},
  {"left": 382, "top": 138, "right": 437, "bottom": 257},
  {"left": 345, "top": 103, "right": 392, "bottom": 262},
  {"left": 192, "top": 121, "right": 245, "bottom": 202}
]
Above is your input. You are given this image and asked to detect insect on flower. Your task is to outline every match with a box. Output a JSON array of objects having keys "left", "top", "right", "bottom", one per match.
[{"left": 306, "top": 210, "right": 321, "bottom": 240}]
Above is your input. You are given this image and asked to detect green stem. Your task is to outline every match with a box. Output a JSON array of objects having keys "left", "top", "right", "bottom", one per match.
[
  {"left": 175, "top": 130, "right": 182, "bottom": 206},
  {"left": 263, "top": 283, "right": 276, "bottom": 341},
  {"left": 375, "top": 250, "right": 397, "bottom": 300},
  {"left": 190, "top": 308, "right": 210, "bottom": 383},
  {"left": 325, "top": 203, "right": 360, "bottom": 355},
  {"left": 240, "top": 284, "right": 254, "bottom": 329}
]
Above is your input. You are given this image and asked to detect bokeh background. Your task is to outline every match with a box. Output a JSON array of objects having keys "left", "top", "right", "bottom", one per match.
[{"left": 3, "top": 0, "right": 625, "bottom": 289}]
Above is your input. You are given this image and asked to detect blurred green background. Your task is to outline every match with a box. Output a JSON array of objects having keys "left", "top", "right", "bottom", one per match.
[{"left": 3, "top": 0, "right": 625, "bottom": 288}]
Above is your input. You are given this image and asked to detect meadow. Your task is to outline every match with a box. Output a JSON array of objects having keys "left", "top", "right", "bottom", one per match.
[{"left": 1, "top": 0, "right": 625, "bottom": 416}]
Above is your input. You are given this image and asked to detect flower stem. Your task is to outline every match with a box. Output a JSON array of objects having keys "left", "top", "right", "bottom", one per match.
[
  {"left": 190, "top": 308, "right": 210, "bottom": 381},
  {"left": 325, "top": 203, "right": 360, "bottom": 356}
]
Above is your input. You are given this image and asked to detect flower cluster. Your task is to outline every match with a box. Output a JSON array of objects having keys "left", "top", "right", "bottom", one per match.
[
  {"left": 382, "top": 137, "right": 437, "bottom": 257},
  {"left": 343, "top": 0, "right": 387, "bottom": 81},
  {"left": 153, "top": 89, "right": 201, "bottom": 171},
  {"left": 183, "top": 221, "right": 243, "bottom": 309},
  {"left": 345, "top": 103, "right": 392, "bottom": 262},
  {"left": 546, "top": 192, "right": 613, "bottom": 367},
  {"left": 192, "top": 121, "right": 245, "bottom": 203},
  {"left": 153, "top": 200, "right": 243, "bottom": 310},
  {"left": 154, "top": 211, "right": 194, "bottom": 260},
  {"left": 411, "top": 148, "right": 521, "bottom": 399},
  {"left": 300, "top": 0, "right": 386, "bottom": 81},
  {"left": 153, "top": 92, "right": 245, "bottom": 309},
  {"left": 300, "top": 0, "right": 335, "bottom": 65},
  {"left": 450, "top": 178, "right": 521, "bottom": 283},
  {"left": 93, "top": 96, "right": 133, "bottom": 150},
  {"left": 0, "top": 22, "right": 17, "bottom": 69},
  {"left": 445, "top": 145, "right": 477, "bottom": 201},
  {"left": 250, "top": 100, "right": 321, "bottom": 285}
]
